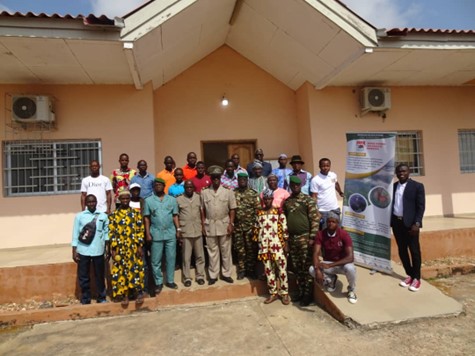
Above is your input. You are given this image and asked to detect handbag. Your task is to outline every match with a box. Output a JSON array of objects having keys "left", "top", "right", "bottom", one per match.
[{"left": 78, "top": 215, "right": 99, "bottom": 245}]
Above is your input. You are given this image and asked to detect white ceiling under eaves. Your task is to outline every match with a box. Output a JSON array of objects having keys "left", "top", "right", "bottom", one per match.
[
  {"left": 126, "top": 0, "right": 377, "bottom": 90},
  {"left": 0, "top": 0, "right": 474, "bottom": 88}
]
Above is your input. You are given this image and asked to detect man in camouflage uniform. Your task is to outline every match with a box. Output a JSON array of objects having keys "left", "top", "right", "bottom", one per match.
[
  {"left": 283, "top": 175, "right": 320, "bottom": 306},
  {"left": 234, "top": 172, "right": 260, "bottom": 280}
]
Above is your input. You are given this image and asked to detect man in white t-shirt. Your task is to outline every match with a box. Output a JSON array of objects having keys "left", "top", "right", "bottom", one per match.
[
  {"left": 81, "top": 160, "right": 112, "bottom": 214},
  {"left": 310, "top": 158, "right": 344, "bottom": 230}
]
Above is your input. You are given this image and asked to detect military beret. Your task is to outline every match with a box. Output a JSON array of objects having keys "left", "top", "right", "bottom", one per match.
[
  {"left": 154, "top": 177, "right": 166, "bottom": 185},
  {"left": 289, "top": 176, "right": 301, "bottom": 185},
  {"left": 208, "top": 165, "right": 224, "bottom": 176}
]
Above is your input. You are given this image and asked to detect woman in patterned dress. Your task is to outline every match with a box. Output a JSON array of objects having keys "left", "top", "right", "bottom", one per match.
[
  {"left": 253, "top": 189, "right": 290, "bottom": 305},
  {"left": 109, "top": 189, "right": 145, "bottom": 306}
]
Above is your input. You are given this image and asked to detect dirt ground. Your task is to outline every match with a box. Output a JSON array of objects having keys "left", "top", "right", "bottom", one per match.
[{"left": 0, "top": 273, "right": 474, "bottom": 355}]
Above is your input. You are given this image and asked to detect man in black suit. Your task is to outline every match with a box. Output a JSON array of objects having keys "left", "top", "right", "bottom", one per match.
[{"left": 391, "top": 163, "right": 425, "bottom": 292}]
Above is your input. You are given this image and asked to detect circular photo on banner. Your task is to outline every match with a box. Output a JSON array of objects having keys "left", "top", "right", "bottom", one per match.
[
  {"left": 348, "top": 193, "right": 367, "bottom": 213},
  {"left": 369, "top": 186, "right": 391, "bottom": 209}
]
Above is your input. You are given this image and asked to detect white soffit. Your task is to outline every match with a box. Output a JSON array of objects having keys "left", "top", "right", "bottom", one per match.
[{"left": 225, "top": 0, "right": 374, "bottom": 90}]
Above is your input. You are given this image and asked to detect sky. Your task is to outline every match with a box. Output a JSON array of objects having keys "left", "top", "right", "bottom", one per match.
[{"left": 0, "top": 0, "right": 474, "bottom": 30}]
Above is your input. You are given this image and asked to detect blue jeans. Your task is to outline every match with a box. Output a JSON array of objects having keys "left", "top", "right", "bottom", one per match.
[{"left": 151, "top": 239, "right": 177, "bottom": 285}]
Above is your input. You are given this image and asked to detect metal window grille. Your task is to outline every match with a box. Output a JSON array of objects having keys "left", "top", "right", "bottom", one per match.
[
  {"left": 395, "top": 131, "right": 424, "bottom": 176},
  {"left": 458, "top": 129, "right": 475, "bottom": 173},
  {"left": 3, "top": 140, "right": 101, "bottom": 197}
]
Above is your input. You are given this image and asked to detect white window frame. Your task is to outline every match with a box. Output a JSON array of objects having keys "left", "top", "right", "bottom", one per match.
[
  {"left": 458, "top": 129, "right": 475, "bottom": 173},
  {"left": 3, "top": 139, "right": 101, "bottom": 197}
]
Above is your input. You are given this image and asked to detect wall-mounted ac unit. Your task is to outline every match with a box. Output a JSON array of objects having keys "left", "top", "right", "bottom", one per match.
[
  {"left": 361, "top": 87, "right": 391, "bottom": 112},
  {"left": 11, "top": 95, "right": 55, "bottom": 123}
]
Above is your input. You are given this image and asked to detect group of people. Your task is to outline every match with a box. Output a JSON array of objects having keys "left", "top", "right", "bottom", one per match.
[{"left": 73, "top": 148, "right": 425, "bottom": 308}]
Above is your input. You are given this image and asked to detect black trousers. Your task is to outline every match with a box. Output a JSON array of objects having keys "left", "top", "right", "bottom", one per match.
[
  {"left": 77, "top": 254, "right": 106, "bottom": 304},
  {"left": 391, "top": 217, "right": 421, "bottom": 280}
]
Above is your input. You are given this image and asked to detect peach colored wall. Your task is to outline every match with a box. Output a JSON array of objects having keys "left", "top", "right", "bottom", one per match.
[
  {"left": 305, "top": 84, "right": 475, "bottom": 216},
  {"left": 153, "top": 45, "right": 299, "bottom": 168},
  {"left": 0, "top": 84, "right": 155, "bottom": 248}
]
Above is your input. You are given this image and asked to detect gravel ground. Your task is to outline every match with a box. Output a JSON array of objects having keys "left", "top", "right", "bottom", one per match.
[{"left": 0, "top": 273, "right": 474, "bottom": 355}]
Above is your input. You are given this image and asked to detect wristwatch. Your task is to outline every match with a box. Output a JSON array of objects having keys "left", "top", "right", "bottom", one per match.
[
  {"left": 176, "top": 228, "right": 182, "bottom": 232},
  {"left": 415, "top": 222, "right": 421, "bottom": 227}
]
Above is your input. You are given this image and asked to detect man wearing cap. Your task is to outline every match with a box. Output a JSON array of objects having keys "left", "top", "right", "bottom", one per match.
[
  {"left": 246, "top": 148, "right": 272, "bottom": 178},
  {"left": 283, "top": 175, "right": 320, "bottom": 306},
  {"left": 272, "top": 154, "right": 292, "bottom": 189},
  {"left": 200, "top": 166, "right": 237, "bottom": 285},
  {"left": 310, "top": 212, "right": 357, "bottom": 304},
  {"left": 284, "top": 155, "right": 313, "bottom": 195},
  {"left": 131, "top": 160, "right": 154, "bottom": 199},
  {"left": 249, "top": 162, "right": 268, "bottom": 194},
  {"left": 143, "top": 177, "right": 180, "bottom": 293},
  {"left": 234, "top": 172, "right": 260, "bottom": 280}
]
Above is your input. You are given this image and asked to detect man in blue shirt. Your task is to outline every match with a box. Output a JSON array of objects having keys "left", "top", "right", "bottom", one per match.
[
  {"left": 144, "top": 178, "right": 180, "bottom": 294},
  {"left": 130, "top": 160, "right": 155, "bottom": 199},
  {"left": 72, "top": 194, "right": 109, "bottom": 304},
  {"left": 168, "top": 168, "right": 185, "bottom": 197},
  {"left": 272, "top": 153, "right": 292, "bottom": 188}
]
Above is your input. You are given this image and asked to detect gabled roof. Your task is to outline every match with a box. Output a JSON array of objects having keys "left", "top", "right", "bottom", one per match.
[{"left": 0, "top": 0, "right": 474, "bottom": 89}]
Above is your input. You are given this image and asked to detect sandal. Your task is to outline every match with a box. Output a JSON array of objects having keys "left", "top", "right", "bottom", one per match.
[
  {"left": 136, "top": 293, "right": 144, "bottom": 305},
  {"left": 121, "top": 296, "right": 129, "bottom": 307},
  {"left": 264, "top": 294, "right": 278, "bottom": 304},
  {"left": 281, "top": 295, "right": 290, "bottom": 305}
]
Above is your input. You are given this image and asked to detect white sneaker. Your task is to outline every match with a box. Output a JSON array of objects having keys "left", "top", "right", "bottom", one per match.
[
  {"left": 347, "top": 291, "right": 357, "bottom": 304},
  {"left": 324, "top": 275, "right": 338, "bottom": 292}
]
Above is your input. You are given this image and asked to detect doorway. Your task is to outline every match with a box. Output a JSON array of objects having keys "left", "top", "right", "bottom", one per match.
[{"left": 201, "top": 140, "right": 256, "bottom": 169}]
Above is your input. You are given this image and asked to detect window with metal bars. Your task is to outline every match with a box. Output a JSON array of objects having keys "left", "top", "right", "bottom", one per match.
[
  {"left": 458, "top": 129, "right": 475, "bottom": 173},
  {"left": 395, "top": 131, "right": 424, "bottom": 176},
  {"left": 3, "top": 140, "right": 101, "bottom": 197}
]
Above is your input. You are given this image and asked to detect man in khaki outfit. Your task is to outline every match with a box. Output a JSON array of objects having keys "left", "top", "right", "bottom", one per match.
[
  {"left": 176, "top": 180, "right": 206, "bottom": 287},
  {"left": 200, "top": 166, "right": 237, "bottom": 285}
]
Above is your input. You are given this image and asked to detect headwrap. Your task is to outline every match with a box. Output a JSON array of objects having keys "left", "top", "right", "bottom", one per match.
[
  {"left": 252, "top": 162, "right": 263, "bottom": 169},
  {"left": 327, "top": 211, "right": 340, "bottom": 223},
  {"left": 262, "top": 188, "right": 274, "bottom": 199},
  {"left": 118, "top": 189, "right": 130, "bottom": 197}
]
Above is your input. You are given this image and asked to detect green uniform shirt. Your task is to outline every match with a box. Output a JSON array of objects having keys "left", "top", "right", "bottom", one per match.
[
  {"left": 234, "top": 187, "right": 260, "bottom": 231},
  {"left": 283, "top": 192, "right": 319, "bottom": 237}
]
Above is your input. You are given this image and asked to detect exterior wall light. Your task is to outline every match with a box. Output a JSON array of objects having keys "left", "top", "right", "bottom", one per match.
[{"left": 221, "top": 95, "right": 229, "bottom": 106}]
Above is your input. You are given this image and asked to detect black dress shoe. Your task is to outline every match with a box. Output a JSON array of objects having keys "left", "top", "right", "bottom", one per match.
[
  {"left": 155, "top": 284, "right": 163, "bottom": 295},
  {"left": 208, "top": 278, "right": 217, "bottom": 285},
  {"left": 300, "top": 296, "right": 312, "bottom": 306},
  {"left": 246, "top": 272, "right": 258, "bottom": 280},
  {"left": 184, "top": 280, "right": 192, "bottom": 287},
  {"left": 165, "top": 282, "right": 178, "bottom": 289},
  {"left": 237, "top": 272, "right": 246, "bottom": 280},
  {"left": 220, "top": 276, "right": 234, "bottom": 284},
  {"left": 197, "top": 279, "right": 205, "bottom": 285},
  {"left": 290, "top": 294, "right": 302, "bottom": 303}
]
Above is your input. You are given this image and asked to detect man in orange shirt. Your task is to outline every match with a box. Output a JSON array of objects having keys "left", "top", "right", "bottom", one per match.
[
  {"left": 182, "top": 152, "right": 198, "bottom": 180},
  {"left": 156, "top": 156, "right": 176, "bottom": 194}
]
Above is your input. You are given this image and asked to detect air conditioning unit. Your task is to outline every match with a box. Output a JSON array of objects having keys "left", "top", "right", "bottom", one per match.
[
  {"left": 361, "top": 87, "right": 391, "bottom": 112},
  {"left": 11, "top": 95, "right": 55, "bottom": 123}
]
